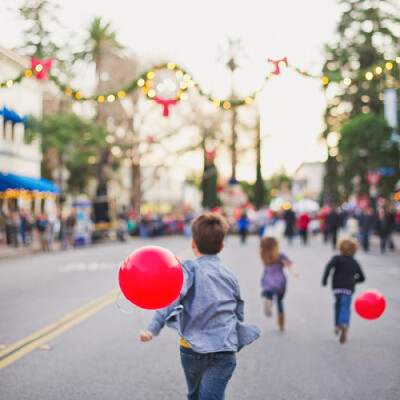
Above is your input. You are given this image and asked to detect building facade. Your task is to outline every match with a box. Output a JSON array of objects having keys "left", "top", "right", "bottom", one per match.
[{"left": 292, "top": 162, "right": 324, "bottom": 201}]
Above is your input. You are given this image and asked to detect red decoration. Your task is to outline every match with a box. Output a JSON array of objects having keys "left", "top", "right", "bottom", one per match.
[
  {"left": 154, "top": 96, "right": 177, "bottom": 117},
  {"left": 147, "top": 136, "right": 155, "bottom": 144},
  {"left": 366, "top": 172, "right": 380, "bottom": 185},
  {"left": 233, "top": 206, "right": 242, "bottom": 220},
  {"left": 267, "top": 57, "right": 288, "bottom": 75},
  {"left": 30, "top": 57, "right": 53, "bottom": 80},
  {"left": 119, "top": 246, "right": 184, "bottom": 310},
  {"left": 355, "top": 289, "right": 386, "bottom": 320},
  {"left": 205, "top": 150, "right": 216, "bottom": 161},
  {"left": 216, "top": 184, "right": 224, "bottom": 193}
]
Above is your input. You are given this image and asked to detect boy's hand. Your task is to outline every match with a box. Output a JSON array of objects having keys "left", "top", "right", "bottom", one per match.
[{"left": 139, "top": 330, "right": 154, "bottom": 342}]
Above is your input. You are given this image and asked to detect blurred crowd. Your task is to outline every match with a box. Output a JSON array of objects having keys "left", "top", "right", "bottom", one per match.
[
  {"left": 1, "top": 202, "right": 399, "bottom": 254},
  {"left": 0, "top": 209, "right": 78, "bottom": 251}
]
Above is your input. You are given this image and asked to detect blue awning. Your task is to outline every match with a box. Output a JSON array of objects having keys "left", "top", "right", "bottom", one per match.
[
  {"left": 0, "top": 172, "right": 60, "bottom": 194},
  {"left": 0, "top": 107, "right": 27, "bottom": 124}
]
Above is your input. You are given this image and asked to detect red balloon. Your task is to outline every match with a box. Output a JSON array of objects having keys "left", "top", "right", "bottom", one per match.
[
  {"left": 355, "top": 289, "right": 386, "bottom": 320},
  {"left": 119, "top": 246, "right": 183, "bottom": 310}
]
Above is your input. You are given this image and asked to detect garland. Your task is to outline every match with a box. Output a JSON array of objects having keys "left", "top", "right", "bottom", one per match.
[
  {"left": 321, "top": 57, "right": 400, "bottom": 87},
  {"left": 1, "top": 56, "right": 399, "bottom": 115}
]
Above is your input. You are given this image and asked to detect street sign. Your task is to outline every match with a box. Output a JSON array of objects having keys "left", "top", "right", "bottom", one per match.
[
  {"left": 366, "top": 172, "right": 380, "bottom": 185},
  {"left": 377, "top": 168, "right": 394, "bottom": 176}
]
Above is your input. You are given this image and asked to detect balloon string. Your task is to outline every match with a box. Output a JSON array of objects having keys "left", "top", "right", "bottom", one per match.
[
  {"left": 115, "top": 290, "right": 133, "bottom": 314},
  {"left": 116, "top": 290, "right": 146, "bottom": 329}
]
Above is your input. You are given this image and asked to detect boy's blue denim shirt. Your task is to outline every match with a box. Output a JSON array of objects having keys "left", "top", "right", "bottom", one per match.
[{"left": 147, "top": 254, "right": 261, "bottom": 353}]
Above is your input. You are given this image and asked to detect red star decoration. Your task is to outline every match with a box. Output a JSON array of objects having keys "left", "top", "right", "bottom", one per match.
[
  {"left": 267, "top": 57, "right": 288, "bottom": 75},
  {"left": 30, "top": 57, "right": 53, "bottom": 80},
  {"left": 154, "top": 96, "right": 177, "bottom": 117}
]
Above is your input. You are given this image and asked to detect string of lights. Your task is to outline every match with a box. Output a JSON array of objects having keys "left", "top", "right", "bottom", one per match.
[{"left": 0, "top": 57, "right": 399, "bottom": 113}]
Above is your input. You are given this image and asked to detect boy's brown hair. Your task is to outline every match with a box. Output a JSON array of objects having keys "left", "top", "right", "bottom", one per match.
[
  {"left": 337, "top": 238, "right": 358, "bottom": 256},
  {"left": 191, "top": 213, "right": 229, "bottom": 255},
  {"left": 260, "top": 236, "right": 280, "bottom": 265}
]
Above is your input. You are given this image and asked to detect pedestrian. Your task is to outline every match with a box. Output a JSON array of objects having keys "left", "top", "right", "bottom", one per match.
[
  {"left": 346, "top": 211, "right": 359, "bottom": 239},
  {"left": 386, "top": 204, "right": 396, "bottom": 251},
  {"left": 19, "top": 209, "right": 27, "bottom": 245},
  {"left": 260, "top": 236, "right": 299, "bottom": 331},
  {"left": 0, "top": 211, "right": 5, "bottom": 244},
  {"left": 326, "top": 207, "right": 340, "bottom": 249},
  {"left": 283, "top": 206, "right": 296, "bottom": 245},
  {"left": 46, "top": 212, "right": 56, "bottom": 251},
  {"left": 359, "top": 207, "right": 375, "bottom": 252},
  {"left": 10, "top": 211, "right": 20, "bottom": 248},
  {"left": 319, "top": 206, "right": 330, "bottom": 243},
  {"left": 298, "top": 211, "right": 311, "bottom": 245},
  {"left": 65, "top": 210, "right": 76, "bottom": 248},
  {"left": 5, "top": 211, "right": 13, "bottom": 246},
  {"left": 322, "top": 238, "right": 366, "bottom": 344},
  {"left": 237, "top": 211, "right": 249, "bottom": 244},
  {"left": 25, "top": 214, "right": 33, "bottom": 246},
  {"left": 36, "top": 212, "right": 48, "bottom": 251},
  {"left": 139, "top": 212, "right": 261, "bottom": 400},
  {"left": 375, "top": 208, "right": 391, "bottom": 254}
]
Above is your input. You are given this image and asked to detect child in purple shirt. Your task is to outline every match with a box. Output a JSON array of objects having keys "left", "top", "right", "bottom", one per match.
[{"left": 260, "top": 236, "right": 299, "bottom": 331}]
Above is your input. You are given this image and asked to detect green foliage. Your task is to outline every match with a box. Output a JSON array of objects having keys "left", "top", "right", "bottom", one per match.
[
  {"left": 18, "top": 0, "right": 61, "bottom": 59},
  {"left": 338, "top": 112, "right": 399, "bottom": 198},
  {"left": 75, "top": 16, "right": 123, "bottom": 83},
  {"left": 269, "top": 172, "right": 292, "bottom": 190},
  {"left": 26, "top": 112, "right": 109, "bottom": 193},
  {"left": 202, "top": 163, "right": 220, "bottom": 209},
  {"left": 321, "top": 0, "right": 400, "bottom": 199}
]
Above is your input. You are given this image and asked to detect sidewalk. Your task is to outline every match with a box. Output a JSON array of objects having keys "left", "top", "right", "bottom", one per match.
[{"left": 0, "top": 241, "right": 62, "bottom": 260}]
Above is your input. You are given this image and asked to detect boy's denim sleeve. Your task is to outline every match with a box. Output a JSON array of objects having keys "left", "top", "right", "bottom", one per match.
[
  {"left": 234, "top": 282, "right": 245, "bottom": 322},
  {"left": 147, "top": 260, "right": 193, "bottom": 336},
  {"left": 147, "top": 299, "right": 181, "bottom": 336}
]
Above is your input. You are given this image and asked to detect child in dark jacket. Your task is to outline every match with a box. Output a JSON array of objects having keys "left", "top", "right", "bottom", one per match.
[{"left": 322, "top": 238, "right": 366, "bottom": 344}]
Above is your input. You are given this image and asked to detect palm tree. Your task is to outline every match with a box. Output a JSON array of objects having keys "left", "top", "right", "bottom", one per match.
[
  {"left": 80, "top": 17, "right": 123, "bottom": 99},
  {"left": 76, "top": 17, "right": 123, "bottom": 196}
]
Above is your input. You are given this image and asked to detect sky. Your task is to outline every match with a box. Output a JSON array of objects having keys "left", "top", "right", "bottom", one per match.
[{"left": 0, "top": 0, "right": 343, "bottom": 180}]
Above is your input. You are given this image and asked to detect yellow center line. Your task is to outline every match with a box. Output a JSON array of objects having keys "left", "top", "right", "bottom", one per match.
[{"left": 0, "top": 247, "right": 192, "bottom": 370}]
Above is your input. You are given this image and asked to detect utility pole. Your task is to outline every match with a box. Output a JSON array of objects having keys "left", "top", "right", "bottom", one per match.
[
  {"left": 220, "top": 38, "right": 244, "bottom": 181},
  {"left": 227, "top": 57, "right": 238, "bottom": 181},
  {"left": 254, "top": 108, "right": 265, "bottom": 209}
]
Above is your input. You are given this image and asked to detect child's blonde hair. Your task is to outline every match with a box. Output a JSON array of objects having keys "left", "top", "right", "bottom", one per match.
[
  {"left": 337, "top": 238, "right": 359, "bottom": 256},
  {"left": 260, "top": 236, "right": 280, "bottom": 265}
]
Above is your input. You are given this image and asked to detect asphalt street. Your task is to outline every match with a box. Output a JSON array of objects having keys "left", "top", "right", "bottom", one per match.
[{"left": 0, "top": 233, "right": 399, "bottom": 400}]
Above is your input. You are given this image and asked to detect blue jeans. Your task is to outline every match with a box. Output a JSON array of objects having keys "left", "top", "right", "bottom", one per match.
[
  {"left": 334, "top": 293, "right": 352, "bottom": 327},
  {"left": 180, "top": 346, "right": 236, "bottom": 400},
  {"left": 265, "top": 291, "right": 284, "bottom": 313},
  {"left": 379, "top": 235, "right": 388, "bottom": 254}
]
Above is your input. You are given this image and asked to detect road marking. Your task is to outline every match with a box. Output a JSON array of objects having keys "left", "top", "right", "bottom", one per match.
[
  {"left": 0, "top": 247, "right": 193, "bottom": 370},
  {"left": 0, "top": 288, "right": 119, "bottom": 370}
]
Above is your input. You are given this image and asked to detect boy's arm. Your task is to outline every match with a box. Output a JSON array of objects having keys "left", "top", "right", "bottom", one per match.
[
  {"left": 235, "top": 296, "right": 245, "bottom": 322},
  {"left": 146, "top": 299, "right": 181, "bottom": 336},
  {"left": 144, "top": 261, "right": 194, "bottom": 337},
  {"left": 322, "top": 256, "right": 336, "bottom": 286},
  {"left": 234, "top": 279, "right": 245, "bottom": 322}
]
